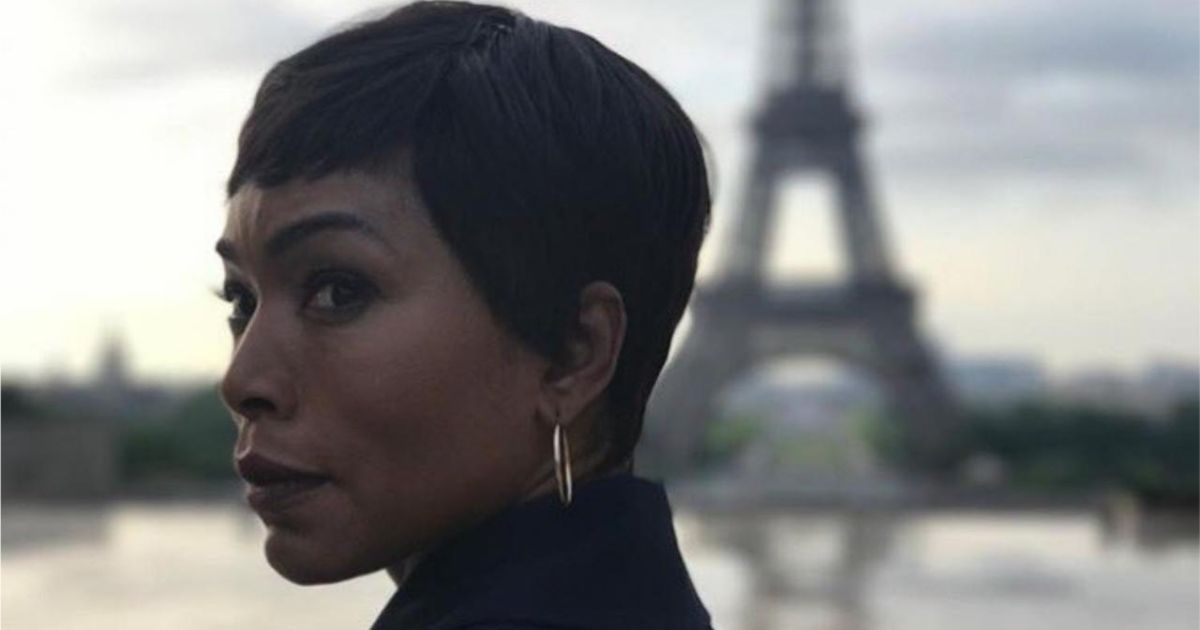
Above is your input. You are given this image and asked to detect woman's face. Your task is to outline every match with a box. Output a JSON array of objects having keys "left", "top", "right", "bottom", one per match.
[{"left": 216, "top": 169, "right": 550, "bottom": 584}]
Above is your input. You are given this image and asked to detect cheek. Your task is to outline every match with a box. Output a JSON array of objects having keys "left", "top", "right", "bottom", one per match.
[
  {"left": 328, "top": 306, "right": 533, "bottom": 465},
  {"left": 306, "top": 299, "right": 543, "bottom": 552}
]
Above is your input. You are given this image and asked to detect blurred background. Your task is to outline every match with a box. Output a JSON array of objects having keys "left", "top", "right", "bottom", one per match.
[{"left": 2, "top": 0, "right": 1196, "bottom": 629}]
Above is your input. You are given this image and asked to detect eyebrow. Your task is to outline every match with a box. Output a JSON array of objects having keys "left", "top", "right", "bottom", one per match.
[{"left": 215, "top": 211, "right": 391, "bottom": 263}]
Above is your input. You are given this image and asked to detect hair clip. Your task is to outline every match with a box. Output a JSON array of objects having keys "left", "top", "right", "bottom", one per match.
[{"left": 475, "top": 18, "right": 513, "bottom": 43}]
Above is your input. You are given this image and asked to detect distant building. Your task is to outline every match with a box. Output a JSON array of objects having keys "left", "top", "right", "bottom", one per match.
[
  {"left": 1053, "top": 361, "right": 1199, "bottom": 419},
  {"left": 2, "top": 378, "right": 118, "bottom": 501},
  {"left": 2, "top": 414, "right": 117, "bottom": 501},
  {"left": 947, "top": 356, "right": 1047, "bottom": 407},
  {"left": 97, "top": 328, "right": 131, "bottom": 394},
  {"left": 34, "top": 332, "right": 195, "bottom": 423},
  {"left": 2, "top": 333, "right": 207, "bottom": 501},
  {"left": 1140, "top": 361, "right": 1200, "bottom": 409}
]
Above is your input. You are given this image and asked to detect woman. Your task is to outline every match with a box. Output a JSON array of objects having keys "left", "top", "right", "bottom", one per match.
[{"left": 215, "top": 1, "right": 713, "bottom": 628}]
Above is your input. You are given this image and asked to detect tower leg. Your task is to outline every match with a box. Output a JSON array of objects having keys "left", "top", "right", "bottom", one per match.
[
  {"left": 721, "top": 149, "right": 781, "bottom": 284},
  {"left": 864, "top": 291, "right": 963, "bottom": 475},
  {"left": 636, "top": 307, "right": 755, "bottom": 480},
  {"left": 834, "top": 149, "right": 892, "bottom": 282}
]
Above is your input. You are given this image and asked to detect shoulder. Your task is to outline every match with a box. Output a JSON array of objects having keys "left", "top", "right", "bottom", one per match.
[
  {"left": 447, "top": 621, "right": 713, "bottom": 630},
  {"left": 374, "top": 475, "right": 713, "bottom": 630},
  {"left": 448, "top": 619, "right": 564, "bottom": 624}
]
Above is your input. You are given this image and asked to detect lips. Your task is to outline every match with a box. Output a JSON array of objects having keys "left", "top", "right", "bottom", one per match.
[{"left": 236, "top": 451, "right": 331, "bottom": 513}]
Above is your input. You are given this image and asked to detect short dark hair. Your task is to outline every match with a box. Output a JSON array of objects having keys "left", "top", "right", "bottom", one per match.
[{"left": 228, "top": 1, "right": 711, "bottom": 471}]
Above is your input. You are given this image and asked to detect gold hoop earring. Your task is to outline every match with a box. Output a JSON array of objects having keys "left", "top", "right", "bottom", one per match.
[{"left": 553, "top": 422, "right": 573, "bottom": 507}]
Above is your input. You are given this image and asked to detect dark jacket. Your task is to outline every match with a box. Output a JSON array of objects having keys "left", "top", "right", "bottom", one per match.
[{"left": 369, "top": 472, "right": 713, "bottom": 630}]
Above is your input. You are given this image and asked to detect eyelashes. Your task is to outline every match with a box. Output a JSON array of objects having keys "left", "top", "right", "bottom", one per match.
[
  {"left": 212, "top": 280, "right": 256, "bottom": 335},
  {"left": 301, "top": 270, "right": 378, "bottom": 317},
  {"left": 212, "top": 270, "right": 378, "bottom": 336}
]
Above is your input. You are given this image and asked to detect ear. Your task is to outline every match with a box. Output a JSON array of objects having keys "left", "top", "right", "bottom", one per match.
[{"left": 537, "top": 281, "right": 627, "bottom": 429}]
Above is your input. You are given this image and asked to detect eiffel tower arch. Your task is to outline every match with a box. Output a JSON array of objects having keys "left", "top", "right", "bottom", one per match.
[{"left": 636, "top": 0, "right": 962, "bottom": 480}]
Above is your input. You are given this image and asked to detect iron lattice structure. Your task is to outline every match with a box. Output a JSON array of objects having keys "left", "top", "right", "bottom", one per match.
[{"left": 636, "top": 0, "right": 962, "bottom": 480}]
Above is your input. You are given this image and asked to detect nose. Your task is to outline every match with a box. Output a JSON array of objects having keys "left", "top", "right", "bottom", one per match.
[{"left": 219, "top": 313, "right": 298, "bottom": 427}]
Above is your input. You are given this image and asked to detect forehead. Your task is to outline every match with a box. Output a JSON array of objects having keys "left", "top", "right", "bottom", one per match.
[
  {"left": 220, "top": 171, "right": 437, "bottom": 266},
  {"left": 224, "top": 172, "right": 401, "bottom": 240}
]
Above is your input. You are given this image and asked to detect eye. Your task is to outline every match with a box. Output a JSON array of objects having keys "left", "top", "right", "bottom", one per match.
[
  {"left": 303, "top": 270, "right": 376, "bottom": 318},
  {"left": 213, "top": 280, "right": 256, "bottom": 336}
]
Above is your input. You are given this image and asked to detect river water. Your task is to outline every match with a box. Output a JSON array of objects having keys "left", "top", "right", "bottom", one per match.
[{"left": 3, "top": 499, "right": 1196, "bottom": 630}]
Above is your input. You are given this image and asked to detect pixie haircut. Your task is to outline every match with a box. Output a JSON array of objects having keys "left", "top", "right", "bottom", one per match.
[{"left": 227, "top": 1, "right": 711, "bottom": 472}]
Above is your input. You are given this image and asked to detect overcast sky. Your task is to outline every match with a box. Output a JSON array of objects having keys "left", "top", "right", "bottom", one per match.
[{"left": 2, "top": 0, "right": 1197, "bottom": 383}]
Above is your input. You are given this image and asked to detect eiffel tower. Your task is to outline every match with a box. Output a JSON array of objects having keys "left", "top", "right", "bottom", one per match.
[{"left": 636, "top": 0, "right": 961, "bottom": 480}]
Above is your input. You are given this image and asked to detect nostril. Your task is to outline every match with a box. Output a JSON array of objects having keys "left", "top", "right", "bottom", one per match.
[{"left": 237, "top": 396, "right": 276, "bottom": 419}]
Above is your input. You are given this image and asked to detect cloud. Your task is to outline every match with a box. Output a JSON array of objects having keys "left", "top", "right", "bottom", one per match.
[
  {"left": 868, "top": 1, "right": 1197, "bottom": 81},
  {"left": 851, "top": 0, "right": 1198, "bottom": 196},
  {"left": 59, "top": 0, "right": 1199, "bottom": 202},
  {"left": 67, "top": 0, "right": 322, "bottom": 87}
]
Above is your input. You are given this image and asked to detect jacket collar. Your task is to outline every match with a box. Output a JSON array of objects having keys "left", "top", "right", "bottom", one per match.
[{"left": 370, "top": 472, "right": 712, "bottom": 629}]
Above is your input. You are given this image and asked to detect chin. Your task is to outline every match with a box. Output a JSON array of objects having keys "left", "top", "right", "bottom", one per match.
[{"left": 263, "top": 528, "right": 378, "bottom": 586}]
